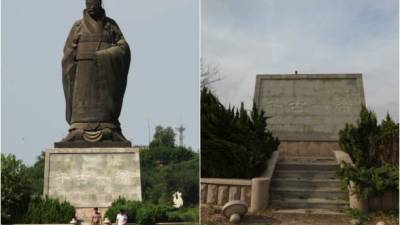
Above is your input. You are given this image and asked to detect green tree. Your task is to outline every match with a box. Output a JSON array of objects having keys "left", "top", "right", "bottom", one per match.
[
  {"left": 140, "top": 146, "right": 198, "bottom": 206},
  {"left": 1, "top": 154, "right": 32, "bottom": 223},
  {"left": 23, "top": 196, "right": 75, "bottom": 223},
  {"left": 339, "top": 105, "right": 380, "bottom": 167},
  {"left": 26, "top": 152, "right": 45, "bottom": 196},
  {"left": 338, "top": 106, "right": 399, "bottom": 198},
  {"left": 201, "top": 87, "right": 279, "bottom": 178},
  {"left": 150, "top": 126, "right": 176, "bottom": 148},
  {"left": 378, "top": 114, "right": 399, "bottom": 165}
]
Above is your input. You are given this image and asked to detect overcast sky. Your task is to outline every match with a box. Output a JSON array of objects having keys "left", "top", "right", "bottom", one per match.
[
  {"left": 202, "top": 0, "right": 399, "bottom": 122},
  {"left": 2, "top": 0, "right": 199, "bottom": 165}
]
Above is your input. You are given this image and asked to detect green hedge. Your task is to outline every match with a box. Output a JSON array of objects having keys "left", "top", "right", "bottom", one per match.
[
  {"left": 201, "top": 88, "right": 279, "bottom": 178},
  {"left": 338, "top": 163, "right": 398, "bottom": 198},
  {"left": 338, "top": 106, "right": 399, "bottom": 198},
  {"left": 1, "top": 154, "right": 32, "bottom": 223},
  {"left": 140, "top": 146, "right": 199, "bottom": 206},
  {"left": 104, "top": 197, "right": 198, "bottom": 224},
  {"left": 23, "top": 196, "right": 75, "bottom": 223},
  {"left": 104, "top": 197, "right": 143, "bottom": 223}
]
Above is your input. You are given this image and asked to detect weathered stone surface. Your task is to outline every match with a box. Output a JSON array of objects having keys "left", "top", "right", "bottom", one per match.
[
  {"left": 44, "top": 148, "right": 141, "bottom": 207},
  {"left": 201, "top": 184, "right": 208, "bottom": 204},
  {"left": 229, "top": 186, "right": 241, "bottom": 201},
  {"left": 240, "top": 186, "right": 251, "bottom": 206},
  {"left": 254, "top": 74, "right": 365, "bottom": 141},
  {"left": 278, "top": 141, "right": 340, "bottom": 157},
  {"left": 217, "top": 186, "right": 229, "bottom": 205},
  {"left": 207, "top": 185, "right": 218, "bottom": 204},
  {"left": 222, "top": 200, "right": 249, "bottom": 223}
]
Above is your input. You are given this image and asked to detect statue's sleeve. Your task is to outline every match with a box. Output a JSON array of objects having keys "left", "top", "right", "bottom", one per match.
[
  {"left": 96, "top": 19, "right": 131, "bottom": 119},
  {"left": 62, "top": 20, "right": 80, "bottom": 124}
]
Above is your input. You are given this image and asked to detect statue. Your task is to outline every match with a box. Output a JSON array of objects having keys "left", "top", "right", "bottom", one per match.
[{"left": 56, "top": 0, "right": 131, "bottom": 147}]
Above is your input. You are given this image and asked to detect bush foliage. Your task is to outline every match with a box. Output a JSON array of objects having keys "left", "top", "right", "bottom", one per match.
[
  {"left": 1, "top": 154, "right": 32, "bottom": 223},
  {"left": 104, "top": 198, "right": 198, "bottom": 224},
  {"left": 141, "top": 146, "right": 199, "bottom": 206},
  {"left": 338, "top": 105, "right": 399, "bottom": 198},
  {"left": 104, "top": 197, "right": 143, "bottom": 223},
  {"left": 201, "top": 87, "right": 279, "bottom": 178},
  {"left": 23, "top": 196, "right": 75, "bottom": 223}
]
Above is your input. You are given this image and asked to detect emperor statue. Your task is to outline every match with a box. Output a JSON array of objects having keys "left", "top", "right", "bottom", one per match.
[{"left": 57, "top": 0, "right": 131, "bottom": 147}]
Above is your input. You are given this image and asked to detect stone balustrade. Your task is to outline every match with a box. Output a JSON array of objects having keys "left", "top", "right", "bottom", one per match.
[{"left": 201, "top": 151, "right": 280, "bottom": 213}]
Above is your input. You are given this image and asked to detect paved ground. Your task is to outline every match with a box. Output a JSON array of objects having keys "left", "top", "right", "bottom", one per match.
[{"left": 201, "top": 207, "right": 399, "bottom": 225}]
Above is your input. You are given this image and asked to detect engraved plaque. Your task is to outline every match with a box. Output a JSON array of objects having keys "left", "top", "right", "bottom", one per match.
[
  {"left": 44, "top": 148, "right": 142, "bottom": 207},
  {"left": 254, "top": 74, "right": 365, "bottom": 141}
]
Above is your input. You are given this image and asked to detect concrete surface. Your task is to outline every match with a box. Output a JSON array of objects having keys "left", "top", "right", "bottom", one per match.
[
  {"left": 44, "top": 148, "right": 142, "bottom": 208},
  {"left": 254, "top": 74, "right": 365, "bottom": 142}
]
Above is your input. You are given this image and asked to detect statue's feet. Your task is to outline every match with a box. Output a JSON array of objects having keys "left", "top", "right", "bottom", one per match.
[{"left": 55, "top": 122, "right": 132, "bottom": 148}]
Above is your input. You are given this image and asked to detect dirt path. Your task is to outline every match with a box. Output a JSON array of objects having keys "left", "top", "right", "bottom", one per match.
[{"left": 201, "top": 207, "right": 399, "bottom": 225}]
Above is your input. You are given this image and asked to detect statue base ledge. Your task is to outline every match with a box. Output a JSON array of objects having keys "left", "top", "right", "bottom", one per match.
[{"left": 54, "top": 141, "right": 132, "bottom": 148}]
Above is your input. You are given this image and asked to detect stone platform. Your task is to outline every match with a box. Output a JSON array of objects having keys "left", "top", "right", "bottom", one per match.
[
  {"left": 43, "top": 148, "right": 142, "bottom": 209},
  {"left": 254, "top": 74, "right": 365, "bottom": 157}
]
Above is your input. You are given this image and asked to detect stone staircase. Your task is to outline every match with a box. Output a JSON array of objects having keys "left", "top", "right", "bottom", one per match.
[{"left": 270, "top": 156, "right": 348, "bottom": 210}]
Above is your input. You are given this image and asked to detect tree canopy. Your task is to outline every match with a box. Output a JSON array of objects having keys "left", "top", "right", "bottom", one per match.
[
  {"left": 1, "top": 154, "right": 33, "bottom": 223},
  {"left": 150, "top": 126, "right": 176, "bottom": 148},
  {"left": 201, "top": 87, "right": 279, "bottom": 178},
  {"left": 338, "top": 105, "right": 399, "bottom": 198}
]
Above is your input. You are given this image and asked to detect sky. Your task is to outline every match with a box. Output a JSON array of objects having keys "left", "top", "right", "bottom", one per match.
[
  {"left": 2, "top": 0, "right": 199, "bottom": 165},
  {"left": 202, "top": 0, "right": 399, "bottom": 122}
]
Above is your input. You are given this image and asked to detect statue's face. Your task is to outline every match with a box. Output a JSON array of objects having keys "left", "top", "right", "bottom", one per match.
[{"left": 86, "top": 0, "right": 102, "bottom": 17}]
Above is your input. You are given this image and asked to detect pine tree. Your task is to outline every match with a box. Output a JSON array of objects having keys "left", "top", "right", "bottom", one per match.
[{"left": 201, "top": 88, "right": 279, "bottom": 178}]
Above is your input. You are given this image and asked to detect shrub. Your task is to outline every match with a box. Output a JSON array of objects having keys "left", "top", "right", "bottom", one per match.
[
  {"left": 163, "top": 158, "right": 199, "bottom": 205},
  {"left": 1, "top": 154, "right": 32, "bottom": 223},
  {"left": 338, "top": 163, "right": 398, "bottom": 198},
  {"left": 26, "top": 152, "right": 45, "bottom": 196},
  {"left": 105, "top": 198, "right": 198, "bottom": 224},
  {"left": 136, "top": 204, "right": 171, "bottom": 225},
  {"left": 201, "top": 88, "right": 279, "bottom": 178},
  {"left": 339, "top": 105, "right": 380, "bottom": 167},
  {"left": 23, "top": 196, "right": 75, "bottom": 223},
  {"left": 140, "top": 146, "right": 198, "bottom": 206},
  {"left": 338, "top": 106, "right": 399, "bottom": 198},
  {"left": 166, "top": 207, "right": 199, "bottom": 222},
  {"left": 378, "top": 114, "right": 399, "bottom": 165},
  {"left": 104, "top": 197, "right": 143, "bottom": 222},
  {"left": 344, "top": 208, "right": 369, "bottom": 223}
]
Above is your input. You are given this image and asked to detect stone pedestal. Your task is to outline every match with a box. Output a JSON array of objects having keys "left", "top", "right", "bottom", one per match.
[{"left": 43, "top": 148, "right": 142, "bottom": 208}]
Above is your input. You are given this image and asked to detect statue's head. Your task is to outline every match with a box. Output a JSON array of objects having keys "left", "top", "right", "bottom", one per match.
[{"left": 86, "top": 0, "right": 103, "bottom": 18}]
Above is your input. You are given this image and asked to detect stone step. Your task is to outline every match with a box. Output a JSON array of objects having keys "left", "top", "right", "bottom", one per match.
[
  {"left": 270, "top": 197, "right": 348, "bottom": 209},
  {"left": 276, "top": 161, "right": 339, "bottom": 171},
  {"left": 279, "top": 156, "right": 337, "bottom": 163},
  {"left": 270, "top": 187, "right": 347, "bottom": 200},
  {"left": 271, "top": 178, "right": 342, "bottom": 189},
  {"left": 273, "top": 169, "right": 338, "bottom": 179},
  {"left": 273, "top": 208, "right": 345, "bottom": 215}
]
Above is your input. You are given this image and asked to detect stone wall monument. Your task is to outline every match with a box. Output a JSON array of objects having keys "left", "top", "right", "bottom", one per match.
[
  {"left": 44, "top": 0, "right": 141, "bottom": 219},
  {"left": 254, "top": 74, "right": 365, "bottom": 156}
]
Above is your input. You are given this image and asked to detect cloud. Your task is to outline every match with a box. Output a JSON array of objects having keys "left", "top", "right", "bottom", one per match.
[{"left": 203, "top": 0, "right": 398, "bottom": 121}]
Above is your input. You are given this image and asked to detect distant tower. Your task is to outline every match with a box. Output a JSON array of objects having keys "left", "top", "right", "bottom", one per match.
[{"left": 175, "top": 124, "right": 186, "bottom": 147}]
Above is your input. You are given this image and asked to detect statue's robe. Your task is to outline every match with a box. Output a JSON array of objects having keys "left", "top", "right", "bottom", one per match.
[{"left": 62, "top": 10, "right": 131, "bottom": 126}]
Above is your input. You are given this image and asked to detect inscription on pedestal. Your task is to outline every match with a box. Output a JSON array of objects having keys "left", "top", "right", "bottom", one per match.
[
  {"left": 254, "top": 74, "right": 365, "bottom": 141},
  {"left": 44, "top": 148, "right": 142, "bottom": 207}
]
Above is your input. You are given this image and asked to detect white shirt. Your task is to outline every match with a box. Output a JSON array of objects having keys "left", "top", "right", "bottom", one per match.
[{"left": 116, "top": 213, "right": 127, "bottom": 225}]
